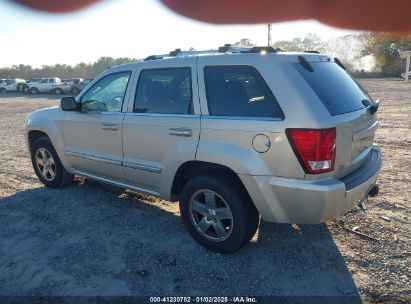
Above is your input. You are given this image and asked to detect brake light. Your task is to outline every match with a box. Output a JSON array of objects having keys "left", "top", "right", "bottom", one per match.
[{"left": 286, "top": 128, "right": 336, "bottom": 174}]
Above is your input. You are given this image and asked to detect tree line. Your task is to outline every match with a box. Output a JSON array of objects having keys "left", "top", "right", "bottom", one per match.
[
  {"left": 234, "top": 32, "right": 411, "bottom": 77},
  {"left": 0, "top": 56, "right": 137, "bottom": 80},
  {"left": 1, "top": 32, "right": 410, "bottom": 80}
]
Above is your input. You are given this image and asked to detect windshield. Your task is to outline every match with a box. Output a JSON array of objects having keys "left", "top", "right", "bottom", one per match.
[{"left": 295, "top": 62, "right": 371, "bottom": 116}]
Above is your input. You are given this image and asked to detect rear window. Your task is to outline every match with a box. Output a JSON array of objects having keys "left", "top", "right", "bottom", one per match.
[
  {"left": 204, "top": 66, "right": 284, "bottom": 119},
  {"left": 134, "top": 68, "right": 192, "bottom": 115},
  {"left": 295, "top": 62, "right": 371, "bottom": 116}
]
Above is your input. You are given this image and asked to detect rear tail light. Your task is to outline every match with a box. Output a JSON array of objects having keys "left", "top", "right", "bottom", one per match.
[{"left": 286, "top": 128, "right": 336, "bottom": 174}]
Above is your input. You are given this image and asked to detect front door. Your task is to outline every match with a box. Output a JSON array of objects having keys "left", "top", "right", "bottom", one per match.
[
  {"left": 37, "top": 79, "right": 49, "bottom": 92},
  {"left": 122, "top": 60, "right": 200, "bottom": 195},
  {"left": 63, "top": 71, "right": 133, "bottom": 181}
]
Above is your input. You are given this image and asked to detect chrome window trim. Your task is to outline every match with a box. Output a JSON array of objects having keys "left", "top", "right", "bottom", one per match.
[
  {"left": 125, "top": 113, "right": 200, "bottom": 119},
  {"left": 201, "top": 115, "right": 283, "bottom": 121},
  {"left": 75, "top": 111, "right": 126, "bottom": 116}
]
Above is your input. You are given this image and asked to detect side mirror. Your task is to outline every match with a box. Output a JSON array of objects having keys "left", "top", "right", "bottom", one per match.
[{"left": 61, "top": 96, "right": 80, "bottom": 111}]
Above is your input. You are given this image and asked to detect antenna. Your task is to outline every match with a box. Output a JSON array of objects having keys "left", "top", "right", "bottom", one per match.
[{"left": 267, "top": 23, "right": 272, "bottom": 47}]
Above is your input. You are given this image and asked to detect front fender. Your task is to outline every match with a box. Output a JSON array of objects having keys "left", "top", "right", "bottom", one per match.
[{"left": 26, "top": 107, "right": 70, "bottom": 170}]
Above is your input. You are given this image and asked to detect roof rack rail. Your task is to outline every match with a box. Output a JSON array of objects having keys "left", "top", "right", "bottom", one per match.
[
  {"left": 144, "top": 45, "right": 277, "bottom": 61},
  {"left": 218, "top": 44, "right": 232, "bottom": 52},
  {"left": 304, "top": 50, "right": 320, "bottom": 54},
  {"left": 169, "top": 48, "right": 181, "bottom": 56},
  {"left": 144, "top": 55, "right": 164, "bottom": 61},
  {"left": 244, "top": 46, "right": 276, "bottom": 53}
]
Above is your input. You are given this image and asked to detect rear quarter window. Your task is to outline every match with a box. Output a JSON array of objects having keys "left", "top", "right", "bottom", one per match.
[
  {"left": 295, "top": 62, "right": 371, "bottom": 116},
  {"left": 204, "top": 65, "right": 284, "bottom": 119}
]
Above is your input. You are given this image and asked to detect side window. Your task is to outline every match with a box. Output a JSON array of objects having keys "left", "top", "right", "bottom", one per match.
[
  {"left": 204, "top": 66, "right": 284, "bottom": 118},
  {"left": 134, "top": 68, "right": 192, "bottom": 115},
  {"left": 49, "top": 79, "right": 54, "bottom": 83},
  {"left": 40, "top": 79, "right": 48, "bottom": 84},
  {"left": 81, "top": 71, "right": 131, "bottom": 113}
]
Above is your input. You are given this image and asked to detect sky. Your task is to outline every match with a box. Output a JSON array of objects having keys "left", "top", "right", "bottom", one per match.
[{"left": 0, "top": 0, "right": 360, "bottom": 68}]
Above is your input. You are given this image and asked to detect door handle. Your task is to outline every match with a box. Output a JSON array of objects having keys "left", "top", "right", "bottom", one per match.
[
  {"left": 168, "top": 127, "right": 192, "bottom": 137},
  {"left": 101, "top": 123, "right": 118, "bottom": 130}
]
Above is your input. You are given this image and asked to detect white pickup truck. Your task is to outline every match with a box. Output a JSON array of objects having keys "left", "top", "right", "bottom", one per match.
[
  {"left": 0, "top": 78, "right": 26, "bottom": 92},
  {"left": 28, "top": 77, "right": 62, "bottom": 94},
  {"left": 52, "top": 78, "right": 84, "bottom": 95}
]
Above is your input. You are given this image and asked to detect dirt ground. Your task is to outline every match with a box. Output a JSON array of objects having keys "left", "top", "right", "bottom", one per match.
[{"left": 0, "top": 79, "right": 409, "bottom": 302}]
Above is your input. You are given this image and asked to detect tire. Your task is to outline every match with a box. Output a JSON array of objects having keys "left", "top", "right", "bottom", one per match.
[
  {"left": 54, "top": 88, "right": 63, "bottom": 95},
  {"left": 179, "top": 175, "right": 259, "bottom": 254},
  {"left": 71, "top": 88, "right": 80, "bottom": 95},
  {"left": 30, "top": 137, "right": 73, "bottom": 188},
  {"left": 30, "top": 87, "right": 39, "bottom": 94}
]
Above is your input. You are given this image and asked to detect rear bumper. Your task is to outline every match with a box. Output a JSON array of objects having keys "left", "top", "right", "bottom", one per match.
[{"left": 239, "top": 148, "right": 382, "bottom": 224}]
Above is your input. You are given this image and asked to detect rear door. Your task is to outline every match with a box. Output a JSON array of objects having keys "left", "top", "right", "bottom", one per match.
[
  {"left": 48, "top": 78, "right": 56, "bottom": 91},
  {"left": 195, "top": 55, "right": 299, "bottom": 178},
  {"left": 37, "top": 79, "right": 49, "bottom": 92},
  {"left": 294, "top": 58, "right": 379, "bottom": 177},
  {"left": 122, "top": 58, "right": 200, "bottom": 195}
]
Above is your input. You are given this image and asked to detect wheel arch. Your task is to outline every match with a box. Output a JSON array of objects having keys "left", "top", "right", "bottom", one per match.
[
  {"left": 26, "top": 109, "right": 70, "bottom": 171},
  {"left": 170, "top": 161, "right": 254, "bottom": 206},
  {"left": 28, "top": 130, "right": 50, "bottom": 151}
]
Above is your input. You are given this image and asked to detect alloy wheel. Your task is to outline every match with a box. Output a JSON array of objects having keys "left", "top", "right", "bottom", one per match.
[
  {"left": 35, "top": 147, "right": 56, "bottom": 181},
  {"left": 188, "top": 189, "right": 234, "bottom": 242}
]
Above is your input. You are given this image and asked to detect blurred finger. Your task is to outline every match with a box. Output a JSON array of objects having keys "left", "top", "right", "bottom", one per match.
[
  {"left": 13, "top": 0, "right": 98, "bottom": 13},
  {"left": 160, "top": 0, "right": 411, "bottom": 31}
]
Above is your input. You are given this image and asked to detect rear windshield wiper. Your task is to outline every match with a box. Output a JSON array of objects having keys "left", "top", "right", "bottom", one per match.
[
  {"left": 368, "top": 100, "right": 380, "bottom": 115},
  {"left": 334, "top": 58, "right": 346, "bottom": 70}
]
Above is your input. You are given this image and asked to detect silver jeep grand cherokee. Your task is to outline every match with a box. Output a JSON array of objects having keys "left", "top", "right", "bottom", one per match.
[{"left": 25, "top": 46, "right": 382, "bottom": 253}]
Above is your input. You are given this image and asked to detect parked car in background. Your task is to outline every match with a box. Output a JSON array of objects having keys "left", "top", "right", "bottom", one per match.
[
  {"left": 16, "top": 80, "right": 27, "bottom": 92},
  {"left": 0, "top": 79, "right": 7, "bottom": 88},
  {"left": 70, "top": 78, "right": 93, "bottom": 95},
  {"left": 21, "top": 78, "right": 44, "bottom": 93},
  {"left": 52, "top": 78, "right": 84, "bottom": 95},
  {"left": 0, "top": 78, "right": 25, "bottom": 92},
  {"left": 25, "top": 46, "right": 382, "bottom": 253},
  {"left": 401, "top": 71, "right": 411, "bottom": 80},
  {"left": 28, "top": 77, "right": 61, "bottom": 94}
]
